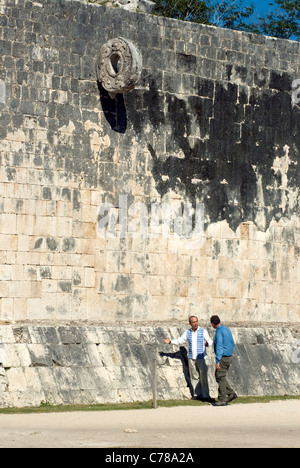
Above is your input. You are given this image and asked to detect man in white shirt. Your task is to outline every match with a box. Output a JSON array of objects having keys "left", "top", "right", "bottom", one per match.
[{"left": 163, "top": 316, "right": 213, "bottom": 400}]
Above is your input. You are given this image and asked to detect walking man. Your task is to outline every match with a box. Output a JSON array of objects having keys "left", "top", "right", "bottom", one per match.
[
  {"left": 163, "top": 316, "right": 213, "bottom": 400},
  {"left": 210, "top": 315, "right": 238, "bottom": 406}
]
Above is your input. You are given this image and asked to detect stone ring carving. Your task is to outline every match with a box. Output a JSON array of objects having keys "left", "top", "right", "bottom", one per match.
[{"left": 96, "top": 37, "right": 142, "bottom": 97}]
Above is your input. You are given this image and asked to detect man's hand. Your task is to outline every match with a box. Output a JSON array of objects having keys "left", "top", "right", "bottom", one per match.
[
  {"left": 163, "top": 338, "right": 171, "bottom": 344},
  {"left": 216, "top": 363, "right": 221, "bottom": 371}
]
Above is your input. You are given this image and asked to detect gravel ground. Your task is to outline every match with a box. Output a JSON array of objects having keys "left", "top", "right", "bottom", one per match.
[{"left": 0, "top": 400, "right": 299, "bottom": 448}]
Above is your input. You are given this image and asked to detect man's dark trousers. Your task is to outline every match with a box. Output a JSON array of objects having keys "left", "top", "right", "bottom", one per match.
[{"left": 215, "top": 356, "right": 234, "bottom": 402}]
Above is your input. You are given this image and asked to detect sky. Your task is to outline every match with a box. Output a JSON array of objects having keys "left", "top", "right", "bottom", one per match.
[
  {"left": 250, "top": 0, "right": 273, "bottom": 15},
  {"left": 214, "top": 0, "right": 299, "bottom": 41}
]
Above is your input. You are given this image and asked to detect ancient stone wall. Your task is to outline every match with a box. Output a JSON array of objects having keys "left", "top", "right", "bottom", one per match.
[
  {"left": 0, "top": 1, "right": 299, "bottom": 407},
  {"left": 0, "top": 0, "right": 299, "bottom": 325},
  {"left": 0, "top": 324, "right": 299, "bottom": 407}
]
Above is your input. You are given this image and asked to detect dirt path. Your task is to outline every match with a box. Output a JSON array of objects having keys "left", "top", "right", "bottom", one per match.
[{"left": 0, "top": 400, "right": 299, "bottom": 448}]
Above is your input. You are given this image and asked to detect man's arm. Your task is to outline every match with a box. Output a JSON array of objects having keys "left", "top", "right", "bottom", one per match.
[
  {"left": 204, "top": 329, "right": 213, "bottom": 347},
  {"left": 163, "top": 331, "right": 187, "bottom": 346},
  {"left": 215, "top": 331, "right": 224, "bottom": 366}
]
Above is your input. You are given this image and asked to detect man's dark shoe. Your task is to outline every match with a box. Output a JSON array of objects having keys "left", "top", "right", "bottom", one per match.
[
  {"left": 213, "top": 400, "right": 228, "bottom": 407},
  {"left": 200, "top": 397, "right": 215, "bottom": 403},
  {"left": 227, "top": 393, "right": 238, "bottom": 403}
]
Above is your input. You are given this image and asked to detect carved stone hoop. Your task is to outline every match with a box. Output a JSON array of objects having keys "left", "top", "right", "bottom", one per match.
[{"left": 96, "top": 37, "right": 142, "bottom": 98}]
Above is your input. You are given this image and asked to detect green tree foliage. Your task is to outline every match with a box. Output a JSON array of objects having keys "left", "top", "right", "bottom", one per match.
[
  {"left": 256, "top": 0, "right": 300, "bottom": 39},
  {"left": 151, "top": 0, "right": 211, "bottom": 23},
  {"left": 206, "top": 0, "right": 255, "bottom": 31},
  {"left": 152, "top": 0, "right": 300, "bottom": 41}
]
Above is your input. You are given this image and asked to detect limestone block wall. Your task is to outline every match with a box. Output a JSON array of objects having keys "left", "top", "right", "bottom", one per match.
[
  {"left": 0, "top": 325, "right": 299, "bottom": 408},
  {"left": 0, "top": 0, "right": 299, "bottom": 324}
]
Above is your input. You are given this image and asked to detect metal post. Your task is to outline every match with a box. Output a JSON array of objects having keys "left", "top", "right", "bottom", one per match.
[{"left": 152, "top": 357, "right": 158, "bottom": 409}]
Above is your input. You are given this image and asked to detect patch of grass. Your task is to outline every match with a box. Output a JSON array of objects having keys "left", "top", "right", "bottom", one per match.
[
  {"left": 225, "top": 395, "right": 300, "bottom": 405},
  {"left": 0, "top": 395, "right": 299, "bottom": 414}
]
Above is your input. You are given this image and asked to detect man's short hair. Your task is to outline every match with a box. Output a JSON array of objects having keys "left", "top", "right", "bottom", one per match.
[
  {"left": 189, "top": 315, "right": 198, "bottom": 323},
  {"left": 210, "top": 315, "right": 221, "bottom": 326}
]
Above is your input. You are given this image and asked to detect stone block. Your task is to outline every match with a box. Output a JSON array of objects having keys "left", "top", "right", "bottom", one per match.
[
  {"left": 6, "top": 368, "right": 27, "bottom": 392},
  {"left": 0, "top": 326, "right": 15, "bottom": 344},
  {"left": 27, "top": 344, "right": 53, "bottom": 367},
  {"left": 50, "top": 344, "right": 72, "bottom": 367},
  {"left": 57, "top": 326, "right": 83, "bottom": 344},
  {"left": 53, "top": 367, "right": 80, "bottom": 392},
  {"left": 37, "top": 367, "right": 62, "bottom": 405}
]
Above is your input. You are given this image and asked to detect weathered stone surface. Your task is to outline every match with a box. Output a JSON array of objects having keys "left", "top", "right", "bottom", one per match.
[
  {"left": 87, "top": 0, "right": 155, "bottom": 13},
  {"left": 0, "top": 325, "right": 298, "bottom": 408},
  {"left": 0, "top": 0, "right": 299, "bottom": 324}
]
